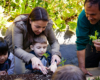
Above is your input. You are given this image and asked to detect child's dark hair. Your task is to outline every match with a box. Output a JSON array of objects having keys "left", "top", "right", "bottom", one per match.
[
  {"left": 0, "top": 37, "right": 8, "bottom": 55},
  {"left": 52, "top": 65, "right": 86, "bottom": 80}
]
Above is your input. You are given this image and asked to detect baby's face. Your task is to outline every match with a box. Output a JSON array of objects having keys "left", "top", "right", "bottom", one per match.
[
  {"left": 32, "top": 43, "right": 47, "bottom": 57},
  {"left": 0, "top": 52, "right": 8, "bottom": 64}
]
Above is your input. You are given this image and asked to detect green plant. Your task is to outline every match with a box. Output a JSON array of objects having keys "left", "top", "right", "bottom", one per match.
[
  {"left": 95, "top": 76, "right": 100, "bottom": 80},
  {"left": 67, "top": 19, "right": 77, "bottom": 31},
  {"left": 59, "top": 57, "right": 66, "bottom": 66},
  {"left": 88, "top": 78, "right": 90, "bottom": 80},
  {"left": 89, "top": 30, "right": 99, "bottom": 41},
  {"left": 43, "top": 53, "right": 49, "bottom": 59},
  {"left": 0, "top": 6, "right": 7, "bottom": 29},
  {"left": 87, "top": 76, "right": 100, "bottom": 80},
  {"left": 10, "top": 0, "right": 32, "bottom": 19},
  {"left": 1, "top": 27, "right": 7, "bottom": 36},
  {"left": 0, "top": 6, "right": 8, "bottom": 36},
  {"left": 0, "top": 0, "right": 85, "bottom": 32},
  {"left": 43, "top": 0, "right": 84, "bottom": 31}
]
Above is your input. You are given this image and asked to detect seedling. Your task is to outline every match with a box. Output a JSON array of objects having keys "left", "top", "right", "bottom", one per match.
[
  {"left": 59, "top": 57, "right": 66, "bottom": 66},
  {"left": 95, "top": 76, "right": 100, "bottom": 80},
  {"left": 87, "top": 78, "right": 90, "bottom": 80},
  {"left": 89, "top": 30, "right": 99, "bottom": 41},
  {"left": 87, "top": 76, "right": 100, "bottom": 80},
  {"left": 43, "top": 53, "right": 49, "bottom": 59}
]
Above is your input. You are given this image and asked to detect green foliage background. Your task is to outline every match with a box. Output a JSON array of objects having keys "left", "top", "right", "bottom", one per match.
[{"left": 0, "top": 0, "right": 84, "bottom": 33}]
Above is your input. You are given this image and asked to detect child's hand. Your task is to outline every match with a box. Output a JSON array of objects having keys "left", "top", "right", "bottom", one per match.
[
  {"left": 0, "top": 71, "right": 8, "bottom": 75},
  {"left": 49, "top": 62, "right": 57, "bottom": 73},
  {"left": 31, "top": 57, "right": 48, "bottom": 74}
]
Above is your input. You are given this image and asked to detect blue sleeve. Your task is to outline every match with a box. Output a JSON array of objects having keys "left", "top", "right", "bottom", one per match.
[
  {"left": 25, "top": 50, "right": 35, "bottom": 70},
  {"left": 25, "top": 63, "right": 33, "bottom": 70},
  {"left": 46, "top": 51, "right": 52, "bottom": 65}
]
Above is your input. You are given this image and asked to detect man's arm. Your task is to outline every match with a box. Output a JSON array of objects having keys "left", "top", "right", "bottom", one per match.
[
  {"left": 77, "top": 49, "right": 85, "bottom": 68},
  {"left": 77, "top": 49, "right": 92, "bottom": 76}
]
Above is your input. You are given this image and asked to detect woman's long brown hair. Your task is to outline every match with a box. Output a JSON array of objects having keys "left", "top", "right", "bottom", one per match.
[{"left": 26, "top": 7, "right": 49, "bottom": 44}]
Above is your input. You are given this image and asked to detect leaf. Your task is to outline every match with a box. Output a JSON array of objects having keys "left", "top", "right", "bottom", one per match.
[
  {"left": 67, "top": 21, "right": 77, "bottom": 31},
  {"left": 0, "top": 0, "right": 85, "bottom": 33},
  {"left": 43, "top": 53, "right": 49, "bottom": 58},
  {"left": 53, "top": 23, "right": 59, "bottom": 29},
  {"left": 25, "top": 7, "right": 32, "bottom": 13},
  {"left": 89, "top": 30, "right": 99, "bottom": 41},
  {"left": 60, "top": 23, "right": 66, "bottom": 30},
  {"left": 90, "top": 35, "right": 97, "bottom": 40},
  {"left": 55, "top": 18, "right": 63, "bottom": 25},
  {"left": 1, "top": 27, "right": 7, "bottom": 36},
  {"left": 59, "top": 57, "right": 66, "bottom": 66}
]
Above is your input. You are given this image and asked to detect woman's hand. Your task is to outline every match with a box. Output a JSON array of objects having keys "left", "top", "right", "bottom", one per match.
[
  {"left": 51, "top": 55, "right": 61, "bottom": 65},
  {"left": 49, "top": 62, "right": 57, "bottom": 73},
  {"left": 0, "top": 71, "right": 8, "bottom": 75},
  {"left": 31, "top": 57, "right": 48, "bottom": 74},
  {"left": 93, "top": 39, "right": 100, "bottom": 51}
]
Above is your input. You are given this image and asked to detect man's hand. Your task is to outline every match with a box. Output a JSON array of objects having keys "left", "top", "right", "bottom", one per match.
[
  {"left": 80, "top": 67, "right": 92, "bottom": 76},
  {"left": 77, "top": 50, "right": 92, "bottom": 76},
  {"left": 93, "top": 40, "right": 100, "bottom": 51},
  {"left": 51, "top": 55, "right": 61, "bottom": 65}
]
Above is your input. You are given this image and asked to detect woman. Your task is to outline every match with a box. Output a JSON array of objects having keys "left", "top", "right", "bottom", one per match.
[{"left": 4, "top": 7, "right": 61, "bottom": 74}]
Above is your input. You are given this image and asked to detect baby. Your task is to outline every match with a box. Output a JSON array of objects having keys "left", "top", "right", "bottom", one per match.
[{"left": 25, "top": 34, "right": 57, "bottom": 73}]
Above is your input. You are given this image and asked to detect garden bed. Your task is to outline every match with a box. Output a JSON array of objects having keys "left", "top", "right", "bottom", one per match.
[
  {"left": 0, "top": 68, "right": 100, "bottom": 80},
  {"left": 87, "top": 76, "right": 100, "bottom": 80},
  {"left": 86, "top": 67, "right": 100, "bottom": 80},
  {"left": 0, "top": 70, "right": 53, "bottom": 80}
]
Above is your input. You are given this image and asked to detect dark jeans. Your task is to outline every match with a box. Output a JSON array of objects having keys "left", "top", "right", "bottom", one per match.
[{"left": 85, "top": 44, "right": 100, "bottom": 68}]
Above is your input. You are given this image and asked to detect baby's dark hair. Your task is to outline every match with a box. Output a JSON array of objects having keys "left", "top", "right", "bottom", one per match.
[
  {"left": 0, "top": 37, "right": 8, "bottom": 55},
  {"left": 32, "top": 34, "right": 47, "bottom": 45},
  {"left": 52, "top": 65, "right": 86, "bottom": 80}
]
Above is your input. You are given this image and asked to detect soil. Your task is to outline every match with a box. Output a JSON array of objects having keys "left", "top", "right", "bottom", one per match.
[{"left": 0, "top": 70, "right": 53, "bottom": 80}]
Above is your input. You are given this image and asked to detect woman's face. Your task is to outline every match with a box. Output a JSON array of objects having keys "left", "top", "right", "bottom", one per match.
[{"left": 30, "top": 20, "right": 48, "bottom": 35}]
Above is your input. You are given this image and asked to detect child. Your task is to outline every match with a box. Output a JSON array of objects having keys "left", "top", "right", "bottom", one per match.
[
  {"left": 0, "top": 37, "right": 14, "bottom": 75},
  {"left": 52, "top": 64, "right": 86, "bottom": 80},
  {"left": 25, "top": 34, "right": 57, "bottom": 73}
]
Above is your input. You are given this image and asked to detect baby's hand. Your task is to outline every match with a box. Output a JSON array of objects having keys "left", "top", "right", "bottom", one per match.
[
  {"left": 49, "top": 62, "right": 57, "bottom": 73},
  {"left": 0, "top": 71, "right": 8, "bottom": 75}
]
